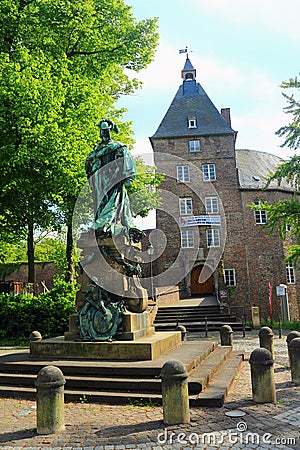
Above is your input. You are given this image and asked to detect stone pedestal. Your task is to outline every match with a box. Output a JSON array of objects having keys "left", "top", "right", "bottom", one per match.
[
  {"left": 64, "top": 314, "right": 79, "bottom": 340},
  {"left": 64, "top": 309, "right": 155, "bottom": 341},
  {"left": 77, "top": 232, "right": 148, "bottom": 312},
  {"left": 31, "top": 228, "right": 171, "bottom": 362},
  {"left": 116, "top": 311, "right": 154, "bottom": 340},
  {"left": 30, "top": 331, "right": 182, "bottom": 361}
]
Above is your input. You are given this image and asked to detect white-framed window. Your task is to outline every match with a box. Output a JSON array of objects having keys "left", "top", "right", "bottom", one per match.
[
  {"left": 189, "top": 140, "right": 200, "bottom": 152},
  {"left": 181, "top": 229, "right": 194, "bottom": 248},
  {"left": 179, "top": 198, "right": 193, "bottom": 215},
  {"left": 286, "top": 224, "right": 292, "bottom": 233},
  {"left": 205, "top": 196, "right": 219, "bottom": 214},
  {"left": 224, "top": 269, "right": 236, "bottom": 286},
  {"left": 206, "top": 229, "right": 220, "bottom": 247},
  {"left": 202, "top": 164, "right": 216, "bottom": 181},
  {"left": 254, "top": 200, "right": 267, "bottom": 224},
  {"left": 188, "top": 117, "right": 197, "bottom": 128},
  {"left": 286, "top": 263, "right": 295, "bottom": 284},
  {"left": 176, "top": 165, "right": 190, "bottom": 182}
]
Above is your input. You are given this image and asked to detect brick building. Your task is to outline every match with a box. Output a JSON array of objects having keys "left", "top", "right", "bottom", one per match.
[{"left": 149, "top": 55, "right": 300, "bottom": 321}]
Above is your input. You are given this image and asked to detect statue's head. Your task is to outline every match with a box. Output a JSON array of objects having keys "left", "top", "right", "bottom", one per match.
[{"left": 97, "top": 119, "right": 119, "bottom": 143}]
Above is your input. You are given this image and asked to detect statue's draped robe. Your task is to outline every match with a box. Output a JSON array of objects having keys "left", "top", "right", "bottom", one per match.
[{"left": 85, "top": 140, "right": 136, "bottom": 237}]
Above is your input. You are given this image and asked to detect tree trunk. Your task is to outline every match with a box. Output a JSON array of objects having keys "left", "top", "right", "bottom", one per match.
[
  {"left": 65, "top": 221, "right": 74, "bottom": 283},
  {"left": 27, "top": 220, "right": 35, "bottom": 283}
]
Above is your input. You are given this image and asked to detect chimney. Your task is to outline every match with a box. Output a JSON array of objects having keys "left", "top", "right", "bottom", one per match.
[{"left": 221, "top": 108, "right": 231, "bottom": 127}]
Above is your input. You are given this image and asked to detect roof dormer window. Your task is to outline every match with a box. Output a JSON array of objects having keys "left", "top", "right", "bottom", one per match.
[{"left": 188, "top": 117, "right": 197, "bottom": 128}]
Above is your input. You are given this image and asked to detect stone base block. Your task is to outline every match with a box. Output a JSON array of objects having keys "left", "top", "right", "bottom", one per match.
[
  {"left": 116, "top": 311, "right": 154, "bottom": 340},
  {"left": 64, "top": 311, "right": 154, "bottom": 341},
  {"left": 64, "top": 313, "right": 79, "bottom": 340},
  {"left": 31, "top": 331, "right": 182, "bottom": 361}
]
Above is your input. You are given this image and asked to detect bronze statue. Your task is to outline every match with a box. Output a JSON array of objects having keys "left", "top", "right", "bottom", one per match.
[
  {"left": 85, "top": 118, "right": 142, "bottom": 241},
  {"left": 77, "top": 119, "right": 148, "bottom": 341}
]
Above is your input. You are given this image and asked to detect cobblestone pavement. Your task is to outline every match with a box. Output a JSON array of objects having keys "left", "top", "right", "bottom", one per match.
[{"left": 0, "top": 331, "right": 299, "bottom": 449}]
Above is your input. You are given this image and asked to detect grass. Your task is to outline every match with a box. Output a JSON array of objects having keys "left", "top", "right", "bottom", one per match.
[
  {"left": 260, "top": 318, "right": 300, "bottom": 331},
  {"left": 0, "top": 337, "right": 29, "bottom": 347},
  {"left": 126, "top": 397, "right": 160, "bottom": 408}
]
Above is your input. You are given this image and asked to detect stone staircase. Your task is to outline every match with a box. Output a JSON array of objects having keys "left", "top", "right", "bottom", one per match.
[
  {"left": 0, "top": 341, "right": 242, "bottom": 407},
  {"left": 154, "top": 303, "right": 249, "bottom": 333}
]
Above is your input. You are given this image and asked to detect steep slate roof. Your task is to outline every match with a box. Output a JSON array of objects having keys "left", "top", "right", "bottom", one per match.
[
  {"left": 236, "top": 149, "right": 293, "bottom": 192},
  {"left": 152, "top": 82, "right": 235, "bottom": 138},
  {"left": 152, "top": 58, "right": 235, "bottom": 138}
]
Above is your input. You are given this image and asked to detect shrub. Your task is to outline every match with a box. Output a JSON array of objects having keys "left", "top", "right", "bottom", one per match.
[
  {"left": 0, "top": 280, "right": 77, "bottom": 341},
  {"left": 260, "top": 318, "right": 300, "bottom": 331}
]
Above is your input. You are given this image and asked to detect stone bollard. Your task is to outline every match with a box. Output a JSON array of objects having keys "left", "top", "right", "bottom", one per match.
[
  {"left": 249, "top": 348, "right": 276, "bottom": 403},
  {"left": 29, "top": 331, "right": 42, "bottom": 342},
  {"left": 286, "top": 330, "right": 300, "bottom": 347},
  {"left": 160, "top": 360, "right": 190, "bottom": 425},
  {"left": 35, "top": 366, "right": 66, "bottom": 434},
  {"left": 259, "top": 326, "right": 274, "bottom": 357},
  {"left": 288, "top": 337, "right": 300, "bottom": 385},
  {"left": 220, "top": 325, "right": 233, "bottom": 346},
  {"left": 175, "top": 324, "right": 187, "bottom": 341},
  {"left": 286, "top": 331, "right": 300, "bottom": 366}
]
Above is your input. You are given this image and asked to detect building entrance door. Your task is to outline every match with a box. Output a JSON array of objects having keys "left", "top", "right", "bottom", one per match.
[{"left": 190, "top": 265, "right": 215, "bottom": 295}]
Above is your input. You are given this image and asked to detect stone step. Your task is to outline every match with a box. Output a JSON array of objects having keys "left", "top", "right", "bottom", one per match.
[
  {"left": 188, "top": 346, "right": 233, "bottom": 392},
  {"left": 154, "top": 314, "right": 237, "bottom": 322},
  {"left": 0, "top": 341, "right": 241, "bottom": 407},
  {"left": 0, "top": 372, "right": 201, "bottom": 395},
  {"left": 0, "top": 385, "right": 163, "bottom": 405},
  {"left": 154, "top": 321, "right": 249, "bottom": 332},
  {"left": 0, "top": 340, "right": 216, "bottom": 376},
  {"left": 156, "top": 307, "right": 224, "bottom": 315},
  {"left": 191, "top": 351, "right": 243, "bottom": 407},
  {"left": 0, "top": 360, "right": 161, "bottom": 378}
]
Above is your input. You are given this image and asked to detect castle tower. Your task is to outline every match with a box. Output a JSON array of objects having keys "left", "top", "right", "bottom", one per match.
[
  {"left": 150, "top": 54, "right": 248, "bottom": 304},
  {"left": 149, "top": 55, "right": 300, "bottom": 320}
]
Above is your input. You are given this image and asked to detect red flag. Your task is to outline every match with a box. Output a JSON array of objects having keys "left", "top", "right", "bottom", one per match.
[{"left": 269, "top": 282, "right": 273, "bottom": 321}]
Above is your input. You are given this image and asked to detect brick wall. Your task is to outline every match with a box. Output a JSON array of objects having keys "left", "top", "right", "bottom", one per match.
[
  {"left": 4, "top": 262, "right": 56, "bottom": 292},
  {"left": 151, "top": 134, "right": 300, "bottom": 321}
]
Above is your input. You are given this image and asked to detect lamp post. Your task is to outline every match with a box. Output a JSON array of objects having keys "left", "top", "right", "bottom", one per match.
[{"left": 147, "top": 244, "right": 154, "bottom": 301}]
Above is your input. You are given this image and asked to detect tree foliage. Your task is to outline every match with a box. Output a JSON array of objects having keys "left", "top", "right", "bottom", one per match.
[
  {"left": 0, "top": 0, "right": 159, "bottom": 282},
  {"left": 254, "top": 76, "right": 300, "bottom": 265},
  {"left": 128, "top": 157, "right": 164, "bottom": 218},
  {"left": 276, "top": 76, "right": 300, "bottom": 149}
]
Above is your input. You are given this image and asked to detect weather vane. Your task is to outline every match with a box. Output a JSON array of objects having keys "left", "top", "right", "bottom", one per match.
[{"left": 179, "top": 46, "right": 191, "bottom": 58}]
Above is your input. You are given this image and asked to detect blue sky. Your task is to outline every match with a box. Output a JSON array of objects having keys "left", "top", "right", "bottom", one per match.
[{"left": 118, "top": 0, "right": 299, "bottom": 161}]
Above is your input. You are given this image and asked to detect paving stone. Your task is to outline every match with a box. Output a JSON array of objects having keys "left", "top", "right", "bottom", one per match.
[{"left": 0, "top": 334, "right": 299, "bottom": 449}]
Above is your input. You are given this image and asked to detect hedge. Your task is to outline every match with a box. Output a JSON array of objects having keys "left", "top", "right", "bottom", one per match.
[{"left": 0, "top": 280, "right": 77, "bottom": 341}]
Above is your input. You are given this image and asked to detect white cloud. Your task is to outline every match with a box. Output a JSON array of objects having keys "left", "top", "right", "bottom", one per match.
[
  {"left": 235, "top": 108, "right": 294, "bottom": 159},
  {"left": 132, "top": 138, "right": 154, "bottom": 160},
  {"left": 192, "top": 0, "right": 300, "bottom": 40},
  {"left": 137, "top": 43, "right": 281, "bottom": 106},
  {"left": 122, "top": 34, "right": 292, "bottom": 162},
  {"left": 131, "top": 42, "right": 181, "bottom": 92}
]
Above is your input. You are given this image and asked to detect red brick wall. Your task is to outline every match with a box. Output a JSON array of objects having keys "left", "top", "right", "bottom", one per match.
[
  {"left": 152, "top": 134, "right": 300, "bottom": 321},
  {"left": 4, "top": 262, "right": 56, "bottom": 292}
]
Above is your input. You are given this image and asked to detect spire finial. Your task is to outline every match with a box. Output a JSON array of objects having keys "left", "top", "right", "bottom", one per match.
[
  {"left": 180, "top": 49, "right": 196, "bottom": 81},
  {"left": 179, "top": 46, "right": 188, "bottom": 58}
]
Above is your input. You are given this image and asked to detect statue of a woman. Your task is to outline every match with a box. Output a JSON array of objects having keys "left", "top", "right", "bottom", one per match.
[
  {"left": 77, "top": 120, "right": 148, "bottom": 341},
  {"left": 85, "top": 119, "right": 137, "bottom": 240}
]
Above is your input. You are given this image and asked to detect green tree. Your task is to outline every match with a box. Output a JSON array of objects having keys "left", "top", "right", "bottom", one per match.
[
  {"left": 276, "top": 76, "right": 300, "bottom": 149},
  {"left": 128, "top": 157, "right": 164, "bottom": 218},
  {"left": 0, "top": 240, "right": 27, "bottom": 263},
  {"left": 256, "top": 76, "right": 300, "bottom": 264},
  {"left": 0, "top": 0, "right": 159, "bottom": 283}
]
